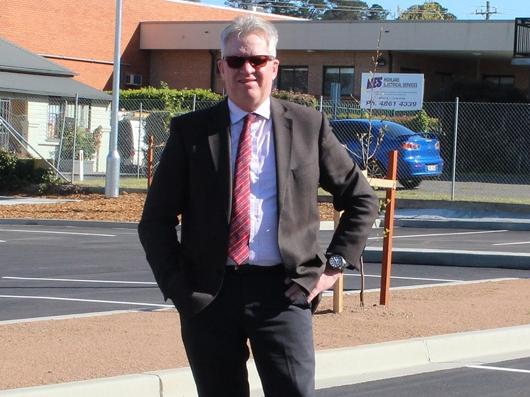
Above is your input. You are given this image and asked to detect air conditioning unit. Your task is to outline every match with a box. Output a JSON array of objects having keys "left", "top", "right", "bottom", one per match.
[{"left": 125, "top": 74, "right": 142, "bottom": 86}]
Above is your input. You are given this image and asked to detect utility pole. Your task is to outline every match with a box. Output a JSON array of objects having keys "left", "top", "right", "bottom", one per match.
[{"left": 475, "top": 1, "right": 498, "bottom": 20}]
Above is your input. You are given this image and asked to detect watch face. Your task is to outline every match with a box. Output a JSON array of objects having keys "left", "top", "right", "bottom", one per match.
[{"left": 329, "top": 255, "right": 344, "bottom": 269}]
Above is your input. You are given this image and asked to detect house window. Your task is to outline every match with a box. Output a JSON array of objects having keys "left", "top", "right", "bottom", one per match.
[
  {"left": 323, "top": 66, "right": 354, "bottom": 96},
  {"left": 483, "top": 75, "right": 515, "bottom": 87},
  {"left": 278, "top": 66, "right": 308, "bottom": 93},
  {"left": 0, "top": 99, "right": 10, "bottom": 149},
  {"left": 48, "top": 98, "right": 91, "bottom": 140}
]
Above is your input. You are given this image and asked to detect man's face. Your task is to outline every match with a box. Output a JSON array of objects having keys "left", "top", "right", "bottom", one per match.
[{"left": 218, "top": 33, "right": 279, "bottom": 112}]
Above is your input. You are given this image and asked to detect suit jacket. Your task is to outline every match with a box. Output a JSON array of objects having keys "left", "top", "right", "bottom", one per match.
[{"left": 138, "top": 97, "right": 378, "bottom": 318}]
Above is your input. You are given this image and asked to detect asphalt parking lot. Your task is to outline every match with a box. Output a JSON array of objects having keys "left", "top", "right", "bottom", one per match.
[{"left": 1, "top": 223, "right": 528, "bottom": 322}]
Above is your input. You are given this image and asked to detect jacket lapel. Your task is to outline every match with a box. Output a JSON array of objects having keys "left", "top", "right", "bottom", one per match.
[
  {"left": 207, "top": 99, "right": 232, "bottom": 222},
  {"left": 271, "top": 98, "right": 293, "bottom": 219}
]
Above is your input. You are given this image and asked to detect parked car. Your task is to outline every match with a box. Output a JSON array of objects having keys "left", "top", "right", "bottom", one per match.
[{"left": 330, "top": 119, "right": 444, "bottom": 189}]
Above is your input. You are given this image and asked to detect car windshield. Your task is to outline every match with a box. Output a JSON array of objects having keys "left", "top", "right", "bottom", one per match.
[{"left": 376, "top": 122, "right": 414, "bottom": 138}]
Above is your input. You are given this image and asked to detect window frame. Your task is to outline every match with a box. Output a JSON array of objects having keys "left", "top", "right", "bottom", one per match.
[
  {"left": 322, "top": 66, "right": 355, "bottom": 97},
  {"left": 277, "top": 65, "right": 309, "bottom": 93}
]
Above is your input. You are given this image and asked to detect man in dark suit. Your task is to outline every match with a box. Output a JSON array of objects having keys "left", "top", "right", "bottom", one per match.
[{"left": 138, "top": 15, "right": 378, "bottom": 397}]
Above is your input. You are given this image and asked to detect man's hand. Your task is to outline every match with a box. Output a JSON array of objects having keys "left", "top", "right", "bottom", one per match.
[
  {"left": 307, "top": 267, "right": 342, "bottom": 302},
  {"left": 284, "top": 267, "right": 342, "bottom": 304}
]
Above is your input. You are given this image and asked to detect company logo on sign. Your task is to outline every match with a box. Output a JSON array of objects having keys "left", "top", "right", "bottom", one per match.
[
  {"left": 360, "top": 73, "right": 424, "bottom": 111},
  {"left": 366, "top": 77, "right": 383, "bottom": 89}
]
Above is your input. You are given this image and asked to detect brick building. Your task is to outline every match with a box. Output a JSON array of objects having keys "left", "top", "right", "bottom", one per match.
[
  {"left": 1, "top": 2, "right": 528, "bottom": 100},
  {"left": 142, "top": 19, "right": 530, "bottom": 100},
  {"left": 0, "top": 0, "right": 291, "bottom": 91}
]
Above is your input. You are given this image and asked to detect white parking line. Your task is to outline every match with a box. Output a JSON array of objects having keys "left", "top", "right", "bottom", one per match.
[
  {"left": 2, "top": 276, "right": 156, "bottom": 285},
  {"left": 344, "top": 274, "right": 462, "bottom": 282},
  {"left": 466, "top": 364, "right": 530, "bottom": 374},
  {"left": 493, "top": 241, "right": 530, "bottom": 246},
  {"left": 0, "top": 295, "right": 172, "bottom": 308},
  {"left": 0, "top": 229, "right": 116, "bottom": 237},
  {"left": 369, "top": 229, "right": 508, "bottom": 240}
]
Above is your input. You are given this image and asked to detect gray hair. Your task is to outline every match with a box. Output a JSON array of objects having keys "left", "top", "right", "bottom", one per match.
[{"left": 220, "top": 15, "right": 278, "bottom": 58}]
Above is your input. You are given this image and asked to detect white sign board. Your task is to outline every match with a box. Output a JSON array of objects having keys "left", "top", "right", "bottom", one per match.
[{"left": 360, "top": 73, "right": 424, "bottom": 111}]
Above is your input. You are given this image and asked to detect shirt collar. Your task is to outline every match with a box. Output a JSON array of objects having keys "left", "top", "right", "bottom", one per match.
[{"left": 228, "top": 98, "right": 271, "bottom": 125}]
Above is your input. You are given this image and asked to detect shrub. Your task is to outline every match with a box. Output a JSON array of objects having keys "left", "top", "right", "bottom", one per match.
[
  {"left": 60, "top": 120, "right": 96, "bottom": 160},
  {"left": 0, "top": 150, "right": 60, "bottom": 194},
  {"left": 272, "top": 90, "right": 318, "bottom": 107},
  {"left": 120, "top": 84, "right": 223, "bottom": 112}
]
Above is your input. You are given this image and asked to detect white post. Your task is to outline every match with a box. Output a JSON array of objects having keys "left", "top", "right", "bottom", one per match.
[
  {"left": 105, "top": 0, "right": 122, "bottom": 198},
  {"left": 451, "top": 97, "right": 460, "bottom": 201},
  {"left": 78, "top": 150, "right": 84, "bottom": 181}
]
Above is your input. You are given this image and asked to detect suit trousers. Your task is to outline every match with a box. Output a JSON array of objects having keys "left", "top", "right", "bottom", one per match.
[{"left": 179, "top": 265, "right": 316, "bottom": 397}]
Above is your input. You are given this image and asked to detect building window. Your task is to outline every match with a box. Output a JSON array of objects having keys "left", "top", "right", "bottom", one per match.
[
  {"left": 278, "top": 66, "right": 309, "bottom": 93},
  {"left": 483, "top": 75, "right": 515, "bottom": 87},
  {"left": 0, "top": 99, "right": 10, "bottom": 149},
  {"left": 323, "top": 66, "right": 354, "bottom": 96},
  {"left": 48, "top": 98, "right": 91, "bottom": 140}
]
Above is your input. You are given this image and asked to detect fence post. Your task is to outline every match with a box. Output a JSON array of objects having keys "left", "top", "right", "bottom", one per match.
[
  {"left": 71, "top": 93, "right": 79, "bottom": 183},
  {"left": 319, "top": 96, "right": 323, "bottom": 113},
  {"left": 78, "top": 150, "right": 84, "bottom": 181},
  {"left": 147, "top": 135, "right": 154, "bottom": 188},
  {"left": 451, "top": 97, "right": 460, "bottom": 201},
  {"left": 192, "top": 94, "right": 197, "bottom": 111},
  {"left": 137, "top": 102, "right": 143, "bottom": 179}
]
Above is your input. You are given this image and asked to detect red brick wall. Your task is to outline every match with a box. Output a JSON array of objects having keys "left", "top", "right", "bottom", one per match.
[
  {"left": 149, "top": 50, "right": 214, "bottom": 89},
  {"left": 0, "top": 0, "right": 271, "bottom": 90}
]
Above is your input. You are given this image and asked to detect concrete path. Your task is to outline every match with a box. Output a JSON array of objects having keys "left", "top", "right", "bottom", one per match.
[{"left": 1, "top": 324, "right": 529, "bottom": 397}]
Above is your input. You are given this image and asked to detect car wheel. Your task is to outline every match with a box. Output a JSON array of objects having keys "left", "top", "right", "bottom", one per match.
[{"left": 399, "top": 178, "right": 422, "bottom": 189}]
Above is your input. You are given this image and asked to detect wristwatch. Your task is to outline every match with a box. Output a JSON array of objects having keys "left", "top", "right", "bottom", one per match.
[{"left": 326, "top": 254, "right": 348, "bottom": 271}]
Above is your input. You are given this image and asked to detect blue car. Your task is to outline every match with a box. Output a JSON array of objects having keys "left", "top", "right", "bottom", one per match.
[{"left": 330, "top": 119, "right": 444, "bottom": 189}]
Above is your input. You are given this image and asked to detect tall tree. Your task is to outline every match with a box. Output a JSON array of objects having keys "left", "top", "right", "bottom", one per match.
[
  {"left": 321, "top": 0, "right": 369, "bottom": 20},
  {"left": 366, "top": 3, "right": 389, "bottom": 20},
  {"left": 224, "top": 0, "right": 389, "bottom": 20},
  {"left": 398, "top": 2, "right": 456, "bottom": 20}
]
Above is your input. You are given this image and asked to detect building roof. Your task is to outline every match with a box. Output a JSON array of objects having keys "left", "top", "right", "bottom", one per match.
[
  {"left": 0, "top": 36, "right": 110, "bottom": 101},
  {"left": 141, "top": 19, "right": 515, "bottom": 58},
  {"left": 0, "top": 36, "right": 74, "bottom": 76},
  {"left": 0, "top": 71, "right": 111, "bottom": 100}
]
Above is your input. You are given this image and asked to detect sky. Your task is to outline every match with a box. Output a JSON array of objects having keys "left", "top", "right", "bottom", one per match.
[{"left": 200, "top": 0, "right": 529, "bottom": 20}]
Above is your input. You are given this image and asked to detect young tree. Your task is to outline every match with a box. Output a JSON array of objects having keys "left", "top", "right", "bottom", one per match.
[{"left": 398, "top": 1, "right": 456, "bottom": 20}]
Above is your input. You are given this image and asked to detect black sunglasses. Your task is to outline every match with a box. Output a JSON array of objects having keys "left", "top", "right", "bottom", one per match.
[{"left": 223, "top": 55, "right": 275, "bottom": 69}]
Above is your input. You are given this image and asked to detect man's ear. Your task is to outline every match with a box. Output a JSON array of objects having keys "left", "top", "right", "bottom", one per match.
[
  {"left": 271, "top": 59, "right": 279, "bottom": 80},
  {"left": 217, "top": 59, "right": 225, "bottom": 80}
]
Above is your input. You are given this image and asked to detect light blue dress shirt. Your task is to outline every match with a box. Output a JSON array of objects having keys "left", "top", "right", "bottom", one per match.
[{"left": 227, "top": 99, "right": 282, "bottom": 266}]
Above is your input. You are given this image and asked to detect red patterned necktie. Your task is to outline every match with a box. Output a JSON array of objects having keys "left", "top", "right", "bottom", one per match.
[{"left": 227, "top": 113, "right": 255, "bottom": 265}]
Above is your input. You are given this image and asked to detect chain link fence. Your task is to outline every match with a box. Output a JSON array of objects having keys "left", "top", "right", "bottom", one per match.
[
  {"left": 324, "top": 99, "right": 530, "bottom": 202},
  {"left": 2, "top": 94, "right": 530, "bottom": 204}
]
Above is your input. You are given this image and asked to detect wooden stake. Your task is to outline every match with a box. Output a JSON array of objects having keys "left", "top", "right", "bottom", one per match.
[
  {"left": 332, "top": 209, "right": 344, "bottom": 313},
  {"left": 380, "top": 151, "right": 398, "bottom": 305}
]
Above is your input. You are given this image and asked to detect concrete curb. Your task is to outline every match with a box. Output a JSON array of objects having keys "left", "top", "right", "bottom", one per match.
[
  {"left": 363, "top": 247, "right": 530, "bottom": 270},
  {"left": 396, "top": 218, "right": 530, "bottom": 231},
  {"left": 2, "top": 324, "right": 530, "bottom": 396}
]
